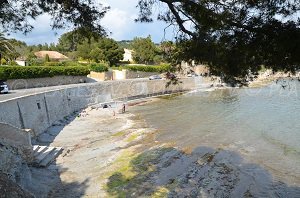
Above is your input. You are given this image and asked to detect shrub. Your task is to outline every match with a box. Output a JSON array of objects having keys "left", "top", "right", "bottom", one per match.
[
  {"left": 0, "top": 58, "right": 7, "bottom": 65},
  {"left": 112, "top": 64, "right": 172, "bottom": 73},
  {"left": 8, "top": 61, "right": 18, "bottom": 66},
  {"left": 89, "top": 63, "right": 108, "bottom": 73},
  {"left": 0, "top": 66, "right": 90, "bottom": 80},
  {"left": 27, "top": 59, "right": 44, "bottom": 66},
  {"left": 45, "top": 54, "right": 50, "bottom": 62},
  {"left": 44, "top": 61, "right": 89, "bottom": 67}
]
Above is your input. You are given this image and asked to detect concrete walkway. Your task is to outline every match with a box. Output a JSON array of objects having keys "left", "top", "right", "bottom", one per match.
[{"left": 0, "top": 78, "right": 149, "bottom": 102}]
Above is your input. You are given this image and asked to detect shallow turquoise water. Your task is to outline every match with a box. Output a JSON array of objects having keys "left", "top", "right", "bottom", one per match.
[{"left": 131, "top": 79, "right": 300, "bottom": 185}]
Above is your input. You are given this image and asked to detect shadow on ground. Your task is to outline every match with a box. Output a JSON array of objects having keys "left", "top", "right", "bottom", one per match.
[
  {"left": 33, "top": 109, "right": 85, "bottom": 146},
  {"left": 25, "top": 163, "right": 90, "bottom": 198},
  {"left": 106, "top": 146, "right": 300, "bottom": 197}
]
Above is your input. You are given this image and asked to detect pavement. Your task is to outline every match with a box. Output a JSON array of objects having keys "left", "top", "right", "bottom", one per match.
[
  {"left": 0, "top": 78, "right": 150, "bottom": 102},
  {"left": 0, "top": 83, "right": 89, "bottom": 102}
]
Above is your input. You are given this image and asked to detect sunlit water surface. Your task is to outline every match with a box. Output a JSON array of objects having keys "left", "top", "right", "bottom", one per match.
[{"left": 131, "top": 80, "right": 300, "bottom": 186}]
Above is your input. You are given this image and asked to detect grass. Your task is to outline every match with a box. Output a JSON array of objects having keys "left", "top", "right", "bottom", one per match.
[
  {"left": 112, "top": 131, "right": 126, "bottom": 137},
  {"left": 126, "top": 133, "right": 139, "bottom": 142},
  {"left": 151, "top": 187, "right": 169, "bottom": 198},
  {"left": 157, "top": 92, "right": 183, "bottom": 100},
  {"left": 104, "top": 147, "right": 175, "bottom": 197}
]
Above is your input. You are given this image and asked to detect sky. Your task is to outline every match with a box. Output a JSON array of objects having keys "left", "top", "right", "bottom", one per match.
[{"left": 9, "top": 0, "right": 174, "bottom": 45}]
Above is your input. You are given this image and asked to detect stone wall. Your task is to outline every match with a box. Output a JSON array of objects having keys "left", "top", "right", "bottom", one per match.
[
  {"left": 0, "top": 78, "right": 196, "bottom": 137},
  {"left": 6, "top": 76, "right": 91, "bottom": 90}
]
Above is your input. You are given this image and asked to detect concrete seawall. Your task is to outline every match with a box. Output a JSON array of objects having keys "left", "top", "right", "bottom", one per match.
[{"left": 0, "top": 78, "right": 196, "bottom": 136}]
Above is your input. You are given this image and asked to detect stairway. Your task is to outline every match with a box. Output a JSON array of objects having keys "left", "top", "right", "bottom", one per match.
[{"left": 32, "top": 145, "right": 63, "bottom": 167}]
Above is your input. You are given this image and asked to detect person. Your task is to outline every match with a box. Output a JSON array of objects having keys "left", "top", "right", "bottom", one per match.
[{"left": 122, "top": 104, "right": 126, "bottom": 113}]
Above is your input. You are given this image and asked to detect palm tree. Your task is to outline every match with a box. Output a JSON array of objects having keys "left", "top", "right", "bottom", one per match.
[{"left": 0, "top": 33, "right": 15, "bottom": 64}]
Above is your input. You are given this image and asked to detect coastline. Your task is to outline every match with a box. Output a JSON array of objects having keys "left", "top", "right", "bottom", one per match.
[
  {"left": 2, "top": 75, "right": 299, "bottom": 197},
  {"left": 39, "top": 94, "right": 300, "bottom": 197},
  {"left": 31, "top": 101, "right": 159, "bottom": 197},
  {"left": 16, "top": 80, "right": 300, "bottom": 197},
  {"left": 248, "top": 70, "right": 300, "bottom": 88}
]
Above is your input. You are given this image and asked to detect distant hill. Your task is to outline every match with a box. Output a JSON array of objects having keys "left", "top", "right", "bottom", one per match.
[{"left": 117, "top": 40, "right": 133, "bottom": 49}]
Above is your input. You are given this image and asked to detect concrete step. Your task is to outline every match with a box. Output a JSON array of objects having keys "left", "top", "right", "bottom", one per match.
[
  {"left": 33, "top": 146, "right": 48, "bottom": 157},
  {"left": 35, "top": 147, "right": 55, "bottom": 165},
  {"left": 33, "top": 145, "right": 40, "bottom": 152},
  {"left": 39, "top": 147, "right": 63, "bottom": 167},
  {"left": 32, "top": 145, "right": 64, "bottom": 167}
]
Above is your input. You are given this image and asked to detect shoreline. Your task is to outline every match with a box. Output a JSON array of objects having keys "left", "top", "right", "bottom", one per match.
[
  {"left": 37, "top": 93, "right": 300, "bottom": 197},
  {"left": 2, "top": 76, "right": 299, "bottom": 197},
  {"left": 31, "top": 102, "right": 160, "bottom": 197},
  {"left": 248, "top": 70, "right": 300, "bottom": 88}
]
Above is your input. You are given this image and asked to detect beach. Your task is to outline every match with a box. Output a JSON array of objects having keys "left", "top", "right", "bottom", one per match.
[{"left": 30, "top": 87, "right": 300, "bottom": 197}]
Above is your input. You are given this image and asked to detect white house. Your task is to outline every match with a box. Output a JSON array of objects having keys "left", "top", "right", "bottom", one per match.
[
  {"left": 16, "top": 57, "right": 27, "bottom": 66},
  {"left": 123, "top": 48, "right": 133, "bottom": 62}
]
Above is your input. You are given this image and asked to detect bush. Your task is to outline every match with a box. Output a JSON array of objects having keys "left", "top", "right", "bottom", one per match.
[
  {"left": 27, "top": 59, "right": 44, "bottom": 66},
  {"left": 44, "top": 62, "right": 66, "bottom": 66},
  {"left": 1, "top": 58, "right": 7, "bottom": 65},
  {"left": 43, "top": 61, "right": 89, "bottom": 67},
  {"left": 89, "top": 63, "right": 108, "bottom": 73},
  {"left": 0, "top": 66, "right": 90, "bottom": 80},
  {"left": 112, "top": 64, "right": 172, "bottom": 73}
]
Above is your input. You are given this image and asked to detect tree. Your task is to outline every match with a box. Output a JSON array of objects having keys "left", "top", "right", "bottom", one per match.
[
  {"left": 45, "top": 54, "right": 50, "bottom": 62},
  {"left": 98, "top": 38, "right": 124, "bottom": 66},
  {"left": 0, "top": 33, "right": 15, "bottom": 63},
  {"left": 0, "top": 0, "right": 109, "bottom": 36},
  {"left": 76, "top": 41, "right": 92, "bottom": 61},
  {"left": 160, "top": 41, "right": 176, "bottom": 63},
  {"left": 57, "top": 29, "right": 100, "bottom": 53},
  {"left": 131, "top": 36, "right": 157, "bottom": 64},
  {"left": 89, "top": 48, "right": 105, "bottom": 63},
  {"left": 137, "top": 0, "right": 300, "bottom": 78},
  {"left": 76, "top": 37, "right": 123, "bottom": 65}
]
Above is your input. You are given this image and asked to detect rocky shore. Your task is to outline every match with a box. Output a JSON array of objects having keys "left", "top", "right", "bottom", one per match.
[{"left": 248, "top": 69, "right": 300, "bottom": 87}]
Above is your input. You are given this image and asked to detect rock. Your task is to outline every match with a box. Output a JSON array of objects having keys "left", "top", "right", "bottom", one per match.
[
  {"left": 0, "top": 173, "right": 34, "bottom": 198},
  {"left": 0, "top": 142, "right": 33, "bottom": 196}
]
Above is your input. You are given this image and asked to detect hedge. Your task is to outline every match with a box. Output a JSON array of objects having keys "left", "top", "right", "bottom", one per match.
[
  {"left": 0, "top": 66, "right": 90, "bottom": 80},
  {"left": 89, "top": 64, "right": 109, "bottom": 73},
  {"left": 112, "top": 64, "right": 173, "bottom": 73}
]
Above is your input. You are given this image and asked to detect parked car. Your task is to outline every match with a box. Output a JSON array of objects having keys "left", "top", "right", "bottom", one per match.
[
  {"left": 0, "top": 80, "right": 9, "bottom": 94},
  {"left": 149, "top": 75, "right": 162, "bottom": 80},
  {"left": 187, "top": 73, "right": 199, "bottom": 77}
]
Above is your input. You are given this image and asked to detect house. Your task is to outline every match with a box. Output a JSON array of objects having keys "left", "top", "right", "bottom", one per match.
[
  {"left": 123, "top": 48, "right": 133, "bottom": 62},
  {"left": 34, "top": 51, "right": 68, "bottom": 61},
  {"left": 16, "top": 57, "right": 27, "bottom": 66}
]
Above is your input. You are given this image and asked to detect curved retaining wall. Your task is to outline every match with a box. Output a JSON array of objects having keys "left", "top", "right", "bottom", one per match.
[{"left": 0, "top": 78, "right": 196, "bottom": 136}]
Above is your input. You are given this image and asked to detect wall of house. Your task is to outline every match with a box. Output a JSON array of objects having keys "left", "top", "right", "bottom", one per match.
[
  {"left": 6, "top": 76, "right": 91, "bottom": 90},
  {"left": 15, "top": 60, "right": 27, "bottom": 66},
  {"left": 89, "top": 71, "right": 113, "bottom": 81},
  {"left": 0, "top": 78, "right": 196, "bottom": 137}
]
